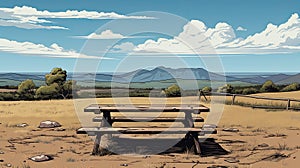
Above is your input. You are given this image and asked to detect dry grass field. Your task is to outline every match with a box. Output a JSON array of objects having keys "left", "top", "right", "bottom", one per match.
[{"left": 0, "top": 92, "right": 299, "bottom": 167}]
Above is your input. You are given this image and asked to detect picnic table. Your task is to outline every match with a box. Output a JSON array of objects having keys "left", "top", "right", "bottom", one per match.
[{"left": 77, "top": 104, "right": 216, "bottom": 155}]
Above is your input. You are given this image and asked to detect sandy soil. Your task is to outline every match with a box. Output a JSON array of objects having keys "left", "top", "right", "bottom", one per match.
[{"left": 0, "top": 95, "right": 299, "bottom": 168}]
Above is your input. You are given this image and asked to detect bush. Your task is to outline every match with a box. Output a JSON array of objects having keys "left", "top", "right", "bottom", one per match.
[
  {"left": 260, "top": 80, "right": 278, "bottom": 92},
  {"left": 281, "top": 83, "right": 300, "bottom": 92},
  {"left": 163, "top": 84, "right": 181, "bottom": 97},
  {"left": 201, "top": 86, "right": 212, "bottom": 93},
  {"left": 0, "top": 92, "right": 19, "bottom": 101},
  {"left": 35, "top": 83, "right": 59, "bottom": 99},
  {"left": 217, "top": 84, "right": 233, "bottom": 93},
  {"left": 242, "top": 88, "right": 258, "bottom": 95}
]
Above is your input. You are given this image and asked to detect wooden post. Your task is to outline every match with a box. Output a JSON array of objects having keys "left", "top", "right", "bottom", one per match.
[
  {"left": 232, "top": 95, "right": 236, "bottom": 105},
  {"left": 287, "top": 99, "right": 291, "bottom": 110}
]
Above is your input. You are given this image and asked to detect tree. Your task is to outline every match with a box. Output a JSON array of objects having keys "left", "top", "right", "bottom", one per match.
[
  {"left": 260, "top": 80, "right": 278, "bottom": 92},
  {"left": 45, "top": 68, "right": 67, "bottom": 86},
  {"left": 164, "top": 84, "right": 181, "bottom": 97},
  {"left": 36, "top": 67, "right": 78, "bottom": 99},
  {"left": 18, "top": 79, "right": 36, "bottom": 94},
  {"left": 61, "top": 80, "right": 78, "bottom": 99},
  {"left": 281, "top": 83, "right": 300, "bottom": 92},
  {"left": 201, "top": 86, "right": 212, "bottom": 93},
  {"left": 35, "top": 83, "right": 59, "bottom": 99},
  {"left": 217, "top": 84, "right": 233, "bottom": 93}
]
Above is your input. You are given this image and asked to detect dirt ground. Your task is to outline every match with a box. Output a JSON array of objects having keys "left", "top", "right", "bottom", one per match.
[{"left": 0, "top": 95, "right": 299, "bottom": 168}]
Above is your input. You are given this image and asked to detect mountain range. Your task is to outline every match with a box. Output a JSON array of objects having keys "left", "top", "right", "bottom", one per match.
[{"left": 0, "top": 67, "right": 299, "bottom": 87}]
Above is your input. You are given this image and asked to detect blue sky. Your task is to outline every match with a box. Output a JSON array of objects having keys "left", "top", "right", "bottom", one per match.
[{"left": 0, "top": 0, "right": 300, "bottom": 73}]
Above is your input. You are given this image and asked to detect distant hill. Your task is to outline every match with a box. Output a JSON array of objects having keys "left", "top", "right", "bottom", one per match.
[
  {"left": 0, "top": 68, "right": 300, "bottom": 88},
  {"left": 276, "top": 74, "right": 300, "bottom": 84}
]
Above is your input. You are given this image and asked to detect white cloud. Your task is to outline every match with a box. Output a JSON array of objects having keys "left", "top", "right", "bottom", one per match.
[
  {"left": 112, "top": 42, "right": 135, "bottom": 52},
  {"left": 0, "top": 6, "right": 153, "bottom": 29},
  {"left": 74, "top": 30, "right": 149, "bottom": 39},
  {"left": 130, "top": 13, "right": 300, "bottom": 55},
  {"left": 0, "top": 38, "right": 109, "bottom": 59},
  {"left": 236, "top": 26, "right": 247, "bottom": 31},
  {"left": 75, "top": 30, "right": 126, "bottom": 39}
]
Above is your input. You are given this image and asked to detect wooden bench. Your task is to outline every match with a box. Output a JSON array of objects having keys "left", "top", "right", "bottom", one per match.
[{"left": 77, "top": 104, "right": 216, "bottom": 155}]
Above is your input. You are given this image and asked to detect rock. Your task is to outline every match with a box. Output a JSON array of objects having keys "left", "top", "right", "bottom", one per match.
[
  {"left": 120, "top": 163, "right": 128, "bottom": 167},
  {"left": 30, "top": 155, "right": 53, "bottom": 162},
  {"left": 51, "top": 128, "right": 66, "bottom": 131},
  {"left": 207, "top": 165, "right": 228, "bottom": 168},
  {"left": 224, "top": 158, "right": 240, "bottom": 163},
  {"left": 222, "top": 128, "right": 239, "bottom": 132},
  {"left": 16, "top": 123, "right": 28, "bottom": 127},
  {"left": 6, "top": 163, "right": 12, "bottom": 167},
  {"left": 38, "top": 120, "right": 61, "bottom": 128},
  {"left": 0, "top": 159, "right": 4, "bottom": 162},
  {"left": 258, "top": 143, "right": 269, "bottom": 147},
  {"left": 0, "top": 151, "right": 4, "bottom": 154}
]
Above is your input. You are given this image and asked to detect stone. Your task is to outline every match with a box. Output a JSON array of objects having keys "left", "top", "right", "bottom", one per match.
[
  {"left": 30, "top": 155, "right": 53, "bottom": 162},
  {"left": 120, "top": 163, "right": 128, "bottom": 167},
  {"left": 51, "top": 128, "right": 66, "bottom": 131},
  {"left": 0, "top": 151, "right": 4, "bottom": 154},
  {"left": 16, "top": 123, "right": 28, "bottom": 127},
  {"left": 6, "top": 163, "right": 12, "bottom": 167},
  {"left": 222, "top": 128, "right": 239, "bottom": 132},
  {"left": 258, "top": 143, "right": 269, "bottom": 147},
  {"left": 38, "top": 120, "right": 61, "bottom": 128},
  {"left": 207, "top": 166, "right": 228, "bottom": 168},
  {"left": 224, "top": 158, "right": 240, "bottom": 163}
]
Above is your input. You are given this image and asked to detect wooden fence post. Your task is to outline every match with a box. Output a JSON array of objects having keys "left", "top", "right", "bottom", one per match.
[
  {"left": 232, "top": 94, "right": 236, "bottom": 105},
  {"left": 287, "top": 99, "right": 291, "bottom": 110}
]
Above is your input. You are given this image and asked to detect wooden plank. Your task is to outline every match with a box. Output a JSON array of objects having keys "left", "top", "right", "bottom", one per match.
[
  {"left": 84, "top": 105, "right": 209, "bottom": 114},
  {"left": 92, "top": 116, "right": 205, "bottom": 122},
  {"left": 77, "top": 127, "right": 217, "bottom": 134}
]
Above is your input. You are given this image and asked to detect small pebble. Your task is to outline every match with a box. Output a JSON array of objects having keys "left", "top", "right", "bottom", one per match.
[
  {"left": 222, "top": 128, "right": 239, "bottom": 132},
  {"left": 224, "top": 158, "right": 240, "bottom": 163},
  {"left": 0, "top": 159, "right": 4, "bottom": 162},
  {"left": 6, "top": 163, "right": 12, "bottom": 167},
  {"left": 120, "top": 163, "right": 128, "bottom": 167}
]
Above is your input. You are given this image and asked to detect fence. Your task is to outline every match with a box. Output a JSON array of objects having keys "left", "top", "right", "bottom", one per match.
[{"left": 199, "top": 91, "right": 300, "bottom": 111}]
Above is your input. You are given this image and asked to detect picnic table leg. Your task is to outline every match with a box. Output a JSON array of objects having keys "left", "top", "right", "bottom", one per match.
[
  {"left": 92, "top": 133, "right": 102, "bottom": 155},
  {"left": 92, "top": 111, "right": 113, "bottom": 155},
  {"left": 183, "top": 111, "right": 201, "bottom": 155}
]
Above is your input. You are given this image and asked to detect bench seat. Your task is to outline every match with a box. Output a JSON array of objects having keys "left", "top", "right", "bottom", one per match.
[
  {"left": 77, "top": 127, "right": 217, "bottom": 135},
  {"left": 92, "top": 116, "right": 204, "bottom": 123}
]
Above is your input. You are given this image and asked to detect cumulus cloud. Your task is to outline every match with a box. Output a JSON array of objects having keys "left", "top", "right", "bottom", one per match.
[
  {"left": 130, "top": 13, "right": 300, "bottom": 55},
  {"left": 236, "top": 26, "right": 247, "bottom": 31},
  {"left": 112, "top": 42, "right": 136, "bottom": 52},
  {"left": 0, "top": 38, "right": 109, "bottom": 59},
  {"left": 0, "top": 6, "right": 153, "bottom": 29}
]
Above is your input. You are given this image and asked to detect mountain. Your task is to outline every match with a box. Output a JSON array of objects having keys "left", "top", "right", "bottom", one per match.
[
  {"left": 1, "top": 68, "right": 300, "bottom": 87},
  {"left": 115, "top": 66, "right": 238, "bottom": 83},
  {"left": 276, "top": 74, "right": 300, "bottom": 84},
  {"left": 0, "top": 73, "right": 44, "bottom": 81}
]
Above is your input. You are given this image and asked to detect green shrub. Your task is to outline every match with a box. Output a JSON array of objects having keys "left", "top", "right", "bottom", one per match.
[
  {"left": 217, "top": 84, "right": 233, "bottom": 93},
  {"left": 35, "top": 83, "right": 59, "bottom": 99},
  {"left": 163, "top": 84, "right": 181, "bottom": 97},
  {"left": 242, "top": 88, "right": 258, "bottom": 95},
  {"left": 201, "top": 86, "right": 212, "bottom": 93},
  {"left": 260, "top": 80, "right": 278, "bottom": 92},
  {"left": 281, "top": 83, "right": 300, "bottom": 92}
]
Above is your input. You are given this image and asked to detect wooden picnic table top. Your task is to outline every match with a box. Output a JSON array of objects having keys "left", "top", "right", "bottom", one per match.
[{"left": 84, "top": 104, "right": 210, "bottom": 113}]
